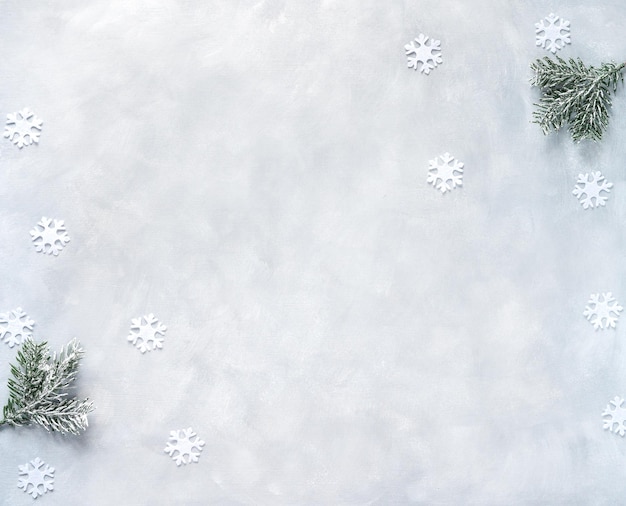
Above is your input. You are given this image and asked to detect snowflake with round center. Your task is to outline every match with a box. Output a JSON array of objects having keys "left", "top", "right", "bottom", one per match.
[
  {"left": 128, "top": 313, "right": 166, "bottom": 353},
  {"left": 164, "top": 427, "right": 205, "bottom": 466},
  {"left": 4, "top": 108, "right": 43, "bottom": 148},
  {"left": 427, "top": 152, "right": 464, "bottom": 193},
  {"left": 30, "top": 217, "right": 71, "bottom": 256},
  {"left": 0, "top": 307, "right": 35, "bottom": 348},
  {"left": 572, "top": 172, "right": 612, "bottom": 209},
  {"left": 535, "top": 13, "right": 571, "bottom": 54},
  {"left": 405, "top": 34, "right": 442, "bottom": 75},
  {"left": 17, "top": 457, "right": 55, "bottom": 499},
  {"left": 603, "top": 396, "right": 626, "bottom": 436},
  {"left": 584, "top": 292, "right": 623, "bottom": 330}
]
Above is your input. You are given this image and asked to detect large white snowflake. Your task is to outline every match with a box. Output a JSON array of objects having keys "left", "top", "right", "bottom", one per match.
[
  {"left": 30, "top": 217, "right": 71, "bottom": 256},
  {"left": 584, "top": 292, "right": 623, "bottom": 330},
  {"left": 572, "top": 172, "right": 612, "bottom": 210},
  {"left": 0, "top": 307, "right": 35, "bottom": 348},
  {"left": 535, "top": 13, "right": 571, "bottom": 54},
  {"left": 427, "top": 152, "right": 464, "bottom": 193},
  {"left": 128, "top": 313, "right": 166, "bottom": 353},
  {"left": 164, "top": 427, "right": 205, "bottom": 466},
  {"left": 17, "top": 458, "right": 55, "bottom": 499},
  {"left": 405, "top": 34, "right": 442, "bottom": 75},
  {"left": 603, "top": 396, "right": 626, "bottom": 436},
  {"left": 4, "top": 108, "right": 43, "bottom": 148}
]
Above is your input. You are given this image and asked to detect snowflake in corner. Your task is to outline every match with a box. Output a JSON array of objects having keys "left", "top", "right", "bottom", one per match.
[
  {"left": 4, "top": 108, "right": 43, "bottom": 148},
  {"left": 584, "top": 292, "right": 623, "bottom": 330},
  {"left": 603, "top": 396, "right": 626, "bottom": 436},
  {"left": 30, "top": 217, "right": 71, "bottom": 256},
  {"left": 427, "top": 152, "right": 464, "bottom": 193},
  {"left": 573, "top": 172, "right": 612, "bottom": 209},
  {"left": 164, "top": 427, "right": 205, "bottom": 466},
  {"left": 405, "top": 34, "right": 442, "bottom": 75},
  {"left": 128, "top": 313, "right": 166, "bottom": 353},
  {"left": 535, "top": 13, "right": 571, "bottom": 54},
  {"left": 17, "top": 457, "right": 55, "bottom": 499},
  {"left": 0, "top": 307, "right": 35, "bottom": 348}
]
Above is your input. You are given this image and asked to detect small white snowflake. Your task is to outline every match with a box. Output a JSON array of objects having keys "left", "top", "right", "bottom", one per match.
[
  {"left": 535, "top": 13, "right": 571, "bottom": 54},
  {"left": 164, "top": 427, "right": 205, "bottom": 466},
  {"left": 603, "top": 396, "right": 626, "bottom": 436},
  {"left": 405, "top": 34, "right": 442, "bottom": 75},
  {"left": 128, "top": 313, "right": 166, "bottom": 353},
  {"left": 17, "top": 457, "right": 55, "bottom": 499},
  {"left": 4, "top": 108, "right": 43, "bottom": 148},
  {"left": 572, "top": 172, "right": 612, "bottom": 209},
  {"left": 584, "top": 292, "right": 623, "bottom": 330},
  {"left": 30, "top": 217, "right": 71, "bottom": 256},
  {"left": 427, "top": 152, "right": 464, "bottom": 193},
  {"left": 0, "top": 307, "right": 35, "bottom": 348}
]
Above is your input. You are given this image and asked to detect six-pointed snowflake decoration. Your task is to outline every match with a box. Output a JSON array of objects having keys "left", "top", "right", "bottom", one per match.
[
  {"left": 535, "top": 13, "right": 571, "bottom": 54},
  {"left": 30, "top": 217, "right": 71, "bottom": 256},
  {"left": 164, "top": 427, "right": 205, "bottom": 466},
  {"left": 405, "top": 34, "right": 442, "bottom": 75},
  {"left": 0, "top": 307, "right": 35, "bottom": 348},
  {"left": 603, "top": 396, "right": 626, "bottom": 436},
  {"left": 572, "top": 172, "right": 613, "bottom": 209},
  {"left": 17, "top": 458, "right": 55, "bottom": 499},
  {"left": 128, "top": 313, "right": 167, "bottom": 353},
  {"left": 4, "top": 108, "right": 43, "bottom": 148},
  {"left": 584, "top": 292, "right": 623, "bottom": 330},
  {"left": 427, "top": 152, "right": 464, "bottom": 193}
]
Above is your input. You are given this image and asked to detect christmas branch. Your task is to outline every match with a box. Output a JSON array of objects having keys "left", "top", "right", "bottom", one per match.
[
  {"left": 530, "top": 56, "right": 625, "bottom": 142},
  {"left": 0, "top": 338, "right": 94, "bottom": 435}
]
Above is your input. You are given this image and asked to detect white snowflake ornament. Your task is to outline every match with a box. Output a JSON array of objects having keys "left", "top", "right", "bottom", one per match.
[
  {"left": 0, "top": 307, "right": 35, "bottom": 348},
  {"left": 573, "top": 172, "right": 612, "bottom": 209},
  {"left": 30, "top": 217, "right": 71, "bottom": 256},
  {"left": 584, "top": 292, "right": 623, "bottom": 330},
  {"left": 535, "top": 13, "right": 571, "bottom": 54},
  {"left": 603, "top": 396, "right": 626, "bottom": 436},
  {"left": 128, "top": 313, "right": 166, "bottom": 353},
  {"left": 427, "top": 152, "right": 464, "bottom": 193},
  {"left": 405, "top": 34, "right": 442, "bottom": 75},
  {"left": 164, "top": 427, "right": 205, "bottom": 466},
  {"left": 17, "top": 458, "right": 55, "bottom": 499},
  {"left": 4, "top": 108, "right": 43, "bottom": 148}
]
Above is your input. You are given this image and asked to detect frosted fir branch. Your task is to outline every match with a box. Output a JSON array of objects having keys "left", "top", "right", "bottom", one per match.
[
  {"left": 530, "top": 56, "right": 625, "bottom": 142},
  {"left": 0, "top": 338, "right": 94, "bottom": 435}
]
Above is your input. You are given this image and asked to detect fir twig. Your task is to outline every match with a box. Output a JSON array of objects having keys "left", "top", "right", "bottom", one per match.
[
  {"left": 530, "top": 56, "right": 625, "bottom": 142},
  {"left": 0, "top": 338, "right": 94, "bottom": 435}
]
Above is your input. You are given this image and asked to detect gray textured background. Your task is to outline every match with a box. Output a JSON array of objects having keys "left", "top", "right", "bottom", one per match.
[{"left": 1, "top": 1, "right": 626, "bottom": 504}]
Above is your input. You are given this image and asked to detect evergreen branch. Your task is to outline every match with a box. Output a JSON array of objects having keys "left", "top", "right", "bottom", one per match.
[
  {"left": 0, "top": 338, "right": 94, "bottom": 435},
  {"left": 530, "top": 56, "right": 625, "bottom": 142}
]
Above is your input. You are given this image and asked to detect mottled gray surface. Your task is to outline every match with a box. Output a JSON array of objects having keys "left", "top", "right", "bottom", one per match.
[{"left": 1, "top": 1, "right": 626, "bottom": 504}]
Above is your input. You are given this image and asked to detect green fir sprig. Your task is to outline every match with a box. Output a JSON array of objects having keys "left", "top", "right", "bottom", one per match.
[
  {"left": 530, "top": 56, "right": 625, "bottom": 142},
  {"left": 0, "top": 338, "right": 94, "bottom": 435}
]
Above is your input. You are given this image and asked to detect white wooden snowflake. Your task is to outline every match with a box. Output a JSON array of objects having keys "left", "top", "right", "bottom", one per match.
[
  {"left": 535, "top": 13, "right": 571, "bottom": 54},
  {"left": 0, "top": 307, "right": 35, "bottom": 348},
  {"left": 17, "top": 457, "right": 55, "bottom": 499},
  {"left": 4, "top": 108, "right": 43, "bottom": 148},
  {"left": 603, "top": 396, "right": 626, "bottom": 436},
  {"left": 405, "top": 34, "right": 442, "bottom": 75},
  {"left": 427, "top": 152, "right": 464, "bottom": 193},
  {"left": 30, "top": 217, "right": 71, "bottom": 256},
  {"left": 584, "top": 292, "right": 623, "bottom": 330},
  {"left": 127, "top": 313, "right": 166, "bottom": 353},
  {"left": 164, "top": 427, "right": 205, "bottom": 466},
  {"left": 573, "top": 172, "right": 612, "bottom": 209}
]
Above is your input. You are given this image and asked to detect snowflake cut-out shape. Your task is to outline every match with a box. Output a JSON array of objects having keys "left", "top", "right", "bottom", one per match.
[
  {"left": 535, "top": 13, "right": 571, "bottom": 54},
  {"left": 603, "top": 396, "right": 626, "bottom": 436},
  {"left": 30, "top": 217, "right": 71, "bottom": 256},
  {"left": 427, "top": 152, "right": 464, "bottom": 193},
  {"left": 572, "top": 172, "right": 612, "bottom": 209},
  {"left": 405, "top": 34, "right": 442, "bottom": 75},
  {"left": 17, "top": 457, "right": 55, "bottom": 499},
  {"left": 4, "top": 108, "right": 43, "bottom": 148},
  {"left": 128, "top": 313, "right": 166, "bottom": 353},
  {"left": 0, "top": 307, "right": 35, "bottom": 348},
  {"left": 584, "top": 292, "right": 623, "bottom": 330},
  {"left": 164, "top": 427, "right": 205, "bottom": 466}
]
